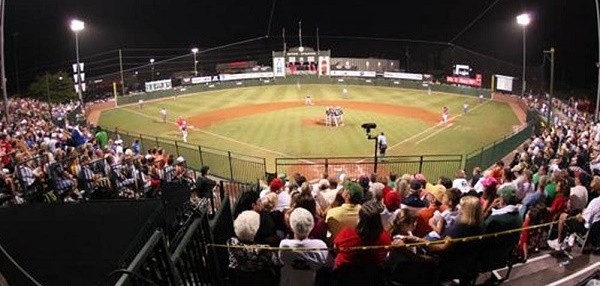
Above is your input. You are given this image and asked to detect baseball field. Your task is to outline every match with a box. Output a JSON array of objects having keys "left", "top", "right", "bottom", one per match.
[{"left": 98, "top": 84, "right": 520, "bottom": 171}]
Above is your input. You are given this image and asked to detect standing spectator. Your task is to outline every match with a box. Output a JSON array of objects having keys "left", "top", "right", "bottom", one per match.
[
  {"left": 279, "top": 208, "right": 330, "bottom": 286},
  {"left": 195, "top": 165, "right": 216, "bottom": 199}
]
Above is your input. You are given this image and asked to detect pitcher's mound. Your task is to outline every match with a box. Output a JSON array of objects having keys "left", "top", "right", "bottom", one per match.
[{"left": 302, "top": 117, "right": 331, "bottom": 126}]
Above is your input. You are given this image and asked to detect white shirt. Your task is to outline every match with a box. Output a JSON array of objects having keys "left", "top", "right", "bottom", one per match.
[
  {"left": 160, "top": 109, "right": 167, "bottom": 116},
  {"left": 377, "top": 135, "right": 387, "bottom": 146},
  {"left": 275, "top": 190, "right": 291, "bottom": 211},
  {"left": 279, "top": 238, "right": 329, "bottom": 286},
  {"left": 452, "top": 178, "right": 469, "bottom": 193},
  {"left": 582, "top": 197, "right": 600, "bottom": 229}
]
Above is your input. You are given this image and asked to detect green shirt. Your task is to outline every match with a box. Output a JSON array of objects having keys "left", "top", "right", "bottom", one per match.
[
  {"left": 95, "top": 131, "right": 108, "bottom": 148},
  {"left": 544, "top": 182, "right": 557, "bottom": 201}
]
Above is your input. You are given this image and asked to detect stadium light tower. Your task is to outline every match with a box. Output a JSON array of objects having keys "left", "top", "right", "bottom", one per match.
[
  {"left": 516, "top": 13, "right": 531, "bottom": 98},
  {"left": 150, "top": 58, "right": 155, "bottom": 81},
  {"left": 191, "top": 48, "right": 199, "bottom": 76},
  {"left": 70, "top": 19, "right": 85, "bottom": 112}
]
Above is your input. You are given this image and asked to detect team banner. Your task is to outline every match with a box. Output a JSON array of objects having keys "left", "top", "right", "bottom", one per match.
[
  {"left": 273, "top": 57, "right": 286, "bottom": 77},
  {"left": 145, "top": 79, "right": 172, "bottom": 92},
  {"left": 219, "top": 72, "right": 274, "bottom": 81},
  {"left": 329, "top": 70, "right": 376, "bottom": 77},
  {"left": 446, "top": 74, "right": 482, "bottom": 87},
  {"left": 318, "top": 56, "right": 330, "bottom": 76},
  {"left": 383, "top": 72, "right": 423, "bottom": 81}
]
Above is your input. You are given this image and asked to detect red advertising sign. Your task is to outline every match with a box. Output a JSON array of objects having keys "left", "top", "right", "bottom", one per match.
[{"left": 446, "top": 74, "right": 482, "bottom": 87}]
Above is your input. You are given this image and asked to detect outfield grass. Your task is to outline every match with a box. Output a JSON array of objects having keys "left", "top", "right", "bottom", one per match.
[{"left": 99, "top": 84, "right": 520, "bottom": 165}]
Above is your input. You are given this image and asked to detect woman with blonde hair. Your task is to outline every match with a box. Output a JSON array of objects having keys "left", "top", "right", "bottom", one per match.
[{"left": 427, "top": 195, "right": 484, "bottom": 285}]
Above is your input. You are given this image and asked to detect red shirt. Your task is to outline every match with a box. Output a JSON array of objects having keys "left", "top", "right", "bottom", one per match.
[
  {"left": 413, "top": 206, "right": 436, "bottom": 238},
  {"left": 0, "top": 140, "right": 12, "bottom": 166},
  {"left": 334, "top": 227, "right": 391, "bottom": 268},
  {"left": 518, "top": 217, "right": 530, "bottom": 257},
  {"left": 549, "top": 193, "right": 567, "bottom": 217}
]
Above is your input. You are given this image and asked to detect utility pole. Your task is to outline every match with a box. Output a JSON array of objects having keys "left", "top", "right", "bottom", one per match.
[
  {"left": 543, "top": 48, "right": 555, "bottom": 123},
  {"left": 119, "top": 49, "right": 125, "bottom": 95}
]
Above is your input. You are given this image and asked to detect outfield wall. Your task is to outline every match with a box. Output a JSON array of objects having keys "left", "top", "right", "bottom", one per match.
[{"left": 115, "top": 76, "right": 491, "bottom": 106}]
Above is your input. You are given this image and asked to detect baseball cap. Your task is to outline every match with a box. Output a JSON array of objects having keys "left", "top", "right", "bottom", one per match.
[
  {"left": 481, "top": 177, "right": 498, "bottom": 188},
  {"left": 318, "top": 179, "right": 330, "bottom": 188},
  {"left": 384, "top": 191, "right": 401, "bottom": 212},
  {"left": 176, "top": 156, "right": 185, "bottom": 163},
  {"left": 346, "top": 182, "right": 363, "bottom": 203},
  {"left": 410, "top": 179, "right": 422, "bottom": 191},
  {"left": 270, "top": 178, "right": 284, "bottom": 192},
  {"left": 358, "top": 176, "right": 370, "bottom": 188},
  {"left": 425, "top": 183, "right": 446, "bottom": 202},
  {"left": 497, "top": 184, "right": 517, "bottom": 203}
]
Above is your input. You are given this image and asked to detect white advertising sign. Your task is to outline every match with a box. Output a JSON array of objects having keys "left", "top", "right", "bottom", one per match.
[
  {"left": 383, "top": 72, "right": 423, "bottom": 81},
  {"left": 273, "top": 57, "right": 286, "bottom": 77},
  {"left": 329, "top": 70, "right": 376, "bottom": 77},
  {"left": 145, "top": 79, "right": 172, "bottom": 92},
  {"left": 218, "top": 72, "right": 274, "bottom": 81}
]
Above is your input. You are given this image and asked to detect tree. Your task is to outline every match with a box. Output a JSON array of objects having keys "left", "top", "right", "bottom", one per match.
[{"left": 26, "top": 71, "right": 77, "bottom": 103}]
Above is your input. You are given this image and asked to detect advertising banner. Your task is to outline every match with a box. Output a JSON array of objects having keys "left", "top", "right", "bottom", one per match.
[
  {"left": 219, "top": 72, "right": 274, "bottom": 81},
  {"left": 329, "top": 70, "right": 376, "bottom": 77},
  {"left": 446, "top": 74, "right": 482, "bottom": 87},
  {"left": 145, "top": 79, "right": 172, "bottom": 92},
  {"left": 383, "top": 72, "right": 423, "bottom": 81},
  {"left": 318, "top": 56, "right": 330, "bottom": 76},
  {"left": 273, "top": 57, "right": 286, "bottom": 77}
]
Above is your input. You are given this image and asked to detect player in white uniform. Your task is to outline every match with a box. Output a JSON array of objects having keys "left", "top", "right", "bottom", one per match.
[
  {"left": 377, "top": 132, "right": 388, "bottom": 160},
  {"left": 305, "top": 94, "right": 314, "bottom": 105},
  {"left": 138, "top": 99, "right": 144, "bottom": 109},
  {"left": 160, "top": 107, "right": 167, "bottom": 123},
  {"left": 342, "top": 88, "right": 348, "bottom": 98},
  {"left": 463, "top": 102, "right": 469, "bottom": 114}
]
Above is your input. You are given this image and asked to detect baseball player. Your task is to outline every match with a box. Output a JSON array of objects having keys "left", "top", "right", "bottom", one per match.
[
  {"left": 442, "top": 106, "right": 449, "bottom": 124},
  {"left": 160, "top": 107, "right": 167, "bottom": 123}
]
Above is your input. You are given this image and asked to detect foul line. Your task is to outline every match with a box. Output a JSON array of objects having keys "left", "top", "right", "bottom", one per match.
[
  {"left": 388, "top": 100, "right": 490, "bottom": 150},
  {"left": 119, "top": 107, "right": 295, "bottom": 158}
]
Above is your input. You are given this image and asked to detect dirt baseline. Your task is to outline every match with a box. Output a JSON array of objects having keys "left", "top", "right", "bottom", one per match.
[{"left": 187, "top": 100, "right": 440, "bottom": 128}]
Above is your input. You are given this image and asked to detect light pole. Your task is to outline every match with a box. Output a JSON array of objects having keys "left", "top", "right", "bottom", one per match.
[
  {"left": 150, "top": 58, "right": 155, "bottom": 81},
  {"left": 191, "top": 48, "right": 199, "bottom": 76},
  {"left": 543, "top": 48, "right": 555, "bottom": 123},
  {"left": 517, "top": 13, "right": 531, "bottom": 98},
  {"left": 70, "top": 19, "right": 85, "bottom": 112}
]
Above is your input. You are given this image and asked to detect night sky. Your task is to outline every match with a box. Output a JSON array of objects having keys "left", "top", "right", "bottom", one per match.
[{"left": 4, "top": 0, "right": 598, "bottom": 95}]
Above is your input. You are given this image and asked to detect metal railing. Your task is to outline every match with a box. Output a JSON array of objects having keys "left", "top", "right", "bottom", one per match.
[
  {"left": 275, "top": 154, "right": 464, "bottom": 182},
  {"left": 106, "top": 129, "right": 266, "bottom": 184}
]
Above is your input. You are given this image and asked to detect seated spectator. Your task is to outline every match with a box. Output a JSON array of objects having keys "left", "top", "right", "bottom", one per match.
[
  {"left": 551, "top": 175, "right": 600, "bottom": 252},
  {"left": 403, "top": 179, "right": 427, "bottom": 208},
  {"left": 279, "top": 208, "right": 330, "bottom": 286},
  {"left": 452, "top": 169, "right": 470, "bottom": 194},
  {"left": 426, "top": 195, "right": 484, "bottom": 284},
  {"left": 326, "top": 182, "right": 363, "bottom": 239},
  {"left": 480, "top": 184, "right": 523, "bottom": 274},
  {"left": 234, "top": 191, "right": 280, "bottom": 247},
  {"left": 227, "top": 210, "right": 281, "bottom": 286},
  {"left": 426, "top": 188, "right": 461, "bottom": 240},
  {"left": 480, "top": 176, "right": 499, "bottom": 219},
  {"left": 413, "top": 183, "right": 445, "bottom": 237},
  {"left": 194, "top": 165, "right": 217, "bottom": 199},
  {"left": 334, "top": 200, "right": 391, "bottom": 268},
  {"left": 518, "top": 203, "right": 549, "bottom": 260},
  {"left": 385, "top": 209, "right": 437, "bottom": 284}
]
